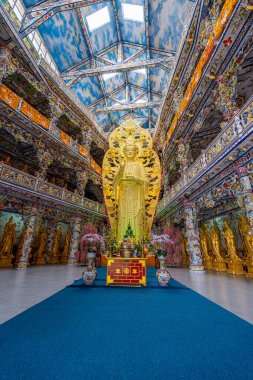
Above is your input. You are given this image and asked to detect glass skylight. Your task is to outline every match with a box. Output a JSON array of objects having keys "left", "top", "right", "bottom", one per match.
[
  {"left": 122, "top": 3, "right": 144, "bottom": 23},
  {"left": 103, "top": 72, "right": 118, "bottom": 81},
  {"left": 135, "top": 99, "right": 146, "bottom": 104},
  {"left": 86, "top": 6, "right": 110, "bottom": 32},
  {"left": 7, "top": 0, "right": 25, "bottom": 22},
  {"left": 28, "top": 30, "right": 58, "bottom": 74},
  {"left": 133, "top": 68, "right": 146, "bottom": 75}
]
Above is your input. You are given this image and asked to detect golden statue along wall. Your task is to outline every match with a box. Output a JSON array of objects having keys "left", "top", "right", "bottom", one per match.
[{"left": 102, "top": 119, "right": 161, "bottom": 243}]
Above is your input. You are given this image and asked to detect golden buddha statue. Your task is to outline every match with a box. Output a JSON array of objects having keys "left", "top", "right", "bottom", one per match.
[
  {"left": 35, "top": 227, "right": 47, "bottom": 265},
  {"left": 239, "top": 215, "right": 253, "bottom": 278},
  {"left": 60, "top": 228, "right": 71, "bottom": 264},
  {"left": 103, "top": 119, "right": 161, "bottom": 244},
  {"left": 199, "top": 226, "right": 212, "bottom": 270},
  {"left": 112, "top": 136, "right": 148, "bottom": 243},
  {"left": 223, "top": 219, "right": 244, "bottom": 275},
  {"left": 210, "top": 222, "right": 227, "bottom": 271},
  {"left": 49, "top": 227, "right": 62, "bottom": 264},
  {"left": 0, "top": 217, "right": 16, "bottom": 267}
]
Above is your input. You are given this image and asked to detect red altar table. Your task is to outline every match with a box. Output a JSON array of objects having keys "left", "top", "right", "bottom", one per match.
[{"left": 106, "top": 258, "right": 147, "bottom": 286}]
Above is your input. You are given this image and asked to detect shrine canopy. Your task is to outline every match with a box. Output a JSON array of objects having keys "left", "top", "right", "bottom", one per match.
[{"left": 21, "top": 0, "right": 195, "bottom": 135}]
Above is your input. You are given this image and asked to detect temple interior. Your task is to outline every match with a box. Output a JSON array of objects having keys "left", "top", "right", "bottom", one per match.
[{"left": 0, "top": 0, "right": 253, "bottom": 379}]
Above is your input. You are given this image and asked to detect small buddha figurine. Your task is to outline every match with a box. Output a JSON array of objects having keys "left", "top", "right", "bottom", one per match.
[
  {"left": 223, "top": 219, "right": 244, "bottom": 275},
  {"left": 238, "top": 215, "right": 253, "bottom": 259},
  {"left": 36, "top": 228, "right": 47, "bottom": 265},
  {"left": 49, "top": 227, "right": 62, "bottom": 264},
  {"left": 60, "top": 228, "right": 71, "bottom": 263},
  {"left": 0, "top": 217, "right": 16, "bottom": 257}
]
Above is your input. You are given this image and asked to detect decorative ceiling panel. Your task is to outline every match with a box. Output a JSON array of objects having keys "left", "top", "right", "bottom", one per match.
[
  {"left": 38, "top": 11, "right": 91, "bottom": 73},
  {"left": 149, "top": 0, "right": 192, "bottom": 52}
]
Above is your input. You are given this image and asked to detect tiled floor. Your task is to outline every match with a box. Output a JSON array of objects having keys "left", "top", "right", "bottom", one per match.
[
  {"left": 170, "top": 267, "right": 253, "bottom": 324},
  {"left": 0, "top": 265, "right": 253, "bottom": 324}
]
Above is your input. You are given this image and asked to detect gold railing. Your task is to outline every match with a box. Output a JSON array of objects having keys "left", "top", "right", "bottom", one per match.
[{"left": 0, "top": 163, "right": 106, "bottom": 216}]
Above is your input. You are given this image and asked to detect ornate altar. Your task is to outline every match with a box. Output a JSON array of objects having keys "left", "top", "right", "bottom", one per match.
[{"left": 106, "top": 258, "right": 147, "bottom": 286}]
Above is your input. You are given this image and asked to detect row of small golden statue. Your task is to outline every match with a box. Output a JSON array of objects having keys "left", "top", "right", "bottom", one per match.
[
  {"left": 0, "top": 217, "right": 71, "bottom": 268},
  {"left": 181, "top": 216, "right": 253, "bottom": 277}
]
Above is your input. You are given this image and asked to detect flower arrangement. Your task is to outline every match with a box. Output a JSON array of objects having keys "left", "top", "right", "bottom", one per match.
[
  {"left": 164, "top": 226, "right": 183, "bottom": 267},
  {"left": 79, "top": 223, "right": 104, "bottom": 262},
  {"left": 151, "top": 234, "right": 173, "bottom": 257}
]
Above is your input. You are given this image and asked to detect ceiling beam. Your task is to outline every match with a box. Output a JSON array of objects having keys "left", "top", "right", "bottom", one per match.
[
  {"left": 144, "top": 0, "right": 151, "bottom": 130},
  {"left": 64, "top": 56, "right": 174, "bottom": 83},
  {"left": 93, "top": 101, "right": 161, "bottom": 113},
  {"left": 19, "top": 0, "right": 110, "bottom": 38}
]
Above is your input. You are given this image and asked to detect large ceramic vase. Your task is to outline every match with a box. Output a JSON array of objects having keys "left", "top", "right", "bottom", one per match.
[
  {"left": 87, "top": 251, "right": 96, "bottom": 268},
  {"left": 82, "top": 268, "right": 97, "bottom": 286},
  {"left": 156, "top": 255, "right": 171, "bottom": 286}
]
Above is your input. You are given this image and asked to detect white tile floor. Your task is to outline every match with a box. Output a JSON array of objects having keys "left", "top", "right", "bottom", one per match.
[{"left": 0, "top": 265, "right": 253, "bottom": 325}]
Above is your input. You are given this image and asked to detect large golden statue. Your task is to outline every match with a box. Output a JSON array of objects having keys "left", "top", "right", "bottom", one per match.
[
  {"left": 239, "top": 215, "right": 253, "bottom": 278},
  {"left": 223, "top": 219, "right": 244, "bottom": 275},
  {"left": 102, "top": 119, "right": 161, "bottom": 243},
  {"left": 0, "top": 216, "right": 16, "bottom": 267},
  {"left": 209, "top": 222, "right": 227, "bottom": 271}
]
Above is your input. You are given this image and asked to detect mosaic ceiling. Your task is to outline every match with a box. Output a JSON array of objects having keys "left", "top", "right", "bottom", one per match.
[{"left": 21, "top": 0, "right": 195, "bottom": 135}]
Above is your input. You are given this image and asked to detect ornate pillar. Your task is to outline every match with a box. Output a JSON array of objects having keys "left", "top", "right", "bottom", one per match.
[
  {"left": 237, "top": 165, "right": 253, "bottom": 231},
  {"left": 17, "top": 205, "right": 38, "bottom": 269},
  {"left": 48, "top": 95, "right": 63, "bottom": 128},
  {"left": 36, "top": 147, "right": 53, "bottom": 179},
  {"left": 68, "top": 215, "right": 82, "bottom": 264},
  {"left": 76, "top": 171, "right": 88, "bottom": 196},
  {"left": 184, "top": 201, "right": 205, "bottom": 272},
  {"left": 176, "top": 139, "right": 192, "bottom": 175},
  {"left": 214, "top": 70, "right": 238, "bottom": 124},
  {"left": 0, "top": 46, "right": 18, "bottom": 83},
  {"left": 81, "top": 129, "right": 93, "bottom": 152}
]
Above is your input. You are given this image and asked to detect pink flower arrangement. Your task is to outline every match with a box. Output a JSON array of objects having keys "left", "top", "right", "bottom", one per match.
[
  {"left": 80, "top": 232, "right": 104, "bottom": 260},
  {"left": 164, "top": 226, "right": 183, "bottom": 267}
]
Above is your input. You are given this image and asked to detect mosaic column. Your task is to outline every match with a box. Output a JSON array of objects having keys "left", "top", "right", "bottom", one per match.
[
  {"left": 36, "top": 148, "right": 53, "bottom": 180},
  {"left": 184, "top": 201, "right": 205, "bottom": 272},
  {"left": 46, "top": 219, "right": 57, "bottom": 262},
  {"left": 17, "top": 206, "right": 38, "bottom": 269},
  {"left": 76, "top": 171, "right": 88, "bottom": 196},
  {"left": 0, "top": 46, "right": 18, "bottom": 83},
  {"left": 48, "top": 95, "right": 63, "bottom": 128},
  {"left": 68, "top": 216, "right": 82, "bottom": 264},
  {"left": 237, "top": 165, "right": 253, "bottom": 231}
]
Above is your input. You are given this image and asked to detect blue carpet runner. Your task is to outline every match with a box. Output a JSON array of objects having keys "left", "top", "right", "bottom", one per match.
[{"left": 0, "top": 268, "right": 253, "bottom": 380}]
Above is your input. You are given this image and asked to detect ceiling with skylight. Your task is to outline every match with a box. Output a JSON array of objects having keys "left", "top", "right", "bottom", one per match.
[{"left": 19, "top": 0, "right": 195, "bottom": 134}]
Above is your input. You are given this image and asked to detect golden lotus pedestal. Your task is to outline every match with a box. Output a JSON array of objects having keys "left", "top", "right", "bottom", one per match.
[
  {"left": 0, "top": 255, "right": 13, "bottom": 268},
  {"left": 227, "top": 258, "right": 244, "bottom": 275},
  {"left": 49, "top": 256, "right": 59, "bottom": 264},
  {"left": 246, "top": 260, "right": 253, "bottom": 278},
  {"left": 106, "top": 258, "right": 147, "bottom": 286},
  {"left": 35, "top": 256, "right": 46, "bottom": 265}
]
